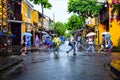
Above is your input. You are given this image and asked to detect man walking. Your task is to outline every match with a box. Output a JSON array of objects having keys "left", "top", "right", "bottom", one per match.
[{"left": 66, "top": 34, "right": 77, "bottom": 55}]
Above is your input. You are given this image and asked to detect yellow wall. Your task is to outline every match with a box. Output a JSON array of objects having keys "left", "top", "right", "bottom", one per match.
[
  {"left": 21, "top": 1, "right": 28, "bottom": 34},
  {"left": 32, "top": 10, "right": 38, "bottom": 24},
  {"left": 21, "top": 1, "right": 33, "bottom": 35},
  {"left": 31, "top": 10, "right": 38, "bottom": 30},
  {"left": 110, "top": 20, "right": 120, "bottom": 46},
  {"left": 99, "top": 24, "right": 106, "bottom": 44},
  {"left": 108, "top": 0, "right": 120, "bottom": 46}
]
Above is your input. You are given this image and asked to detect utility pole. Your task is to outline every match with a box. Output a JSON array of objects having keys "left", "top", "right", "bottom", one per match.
[
  {"left": 40, "top": 3, "right": 44, "bottom": 40},
  {"left": 53, "top": 12, "right": 55, "bottom": 22}
]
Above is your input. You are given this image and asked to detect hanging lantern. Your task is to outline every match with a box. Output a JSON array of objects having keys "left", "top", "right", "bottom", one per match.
[
  {"left": 110, "top": 4, "right": 112, "bottom": 8},
  {"left": 12, "top": 2, "right": 14, "bottom": 5},
  {"left": 110, "top": 17, "right": 113, "bottom": 23},
  {"left": 17, "top": 2, "right": 21, "bottom": 5}
]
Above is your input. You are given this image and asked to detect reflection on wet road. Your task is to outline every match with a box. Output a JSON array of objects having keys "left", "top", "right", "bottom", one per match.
[{"left": 11, "top": 41, "right": 119, "bottom": 80}]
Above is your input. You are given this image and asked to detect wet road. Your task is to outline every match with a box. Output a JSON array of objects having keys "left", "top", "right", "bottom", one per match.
[{"left": 11, "top": 41, "right": 114, "bottom": 80}]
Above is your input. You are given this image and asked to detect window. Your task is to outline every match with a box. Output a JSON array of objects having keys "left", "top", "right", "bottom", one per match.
[{"left": 28, "top": 8, "right": 31, "bottom": 19}]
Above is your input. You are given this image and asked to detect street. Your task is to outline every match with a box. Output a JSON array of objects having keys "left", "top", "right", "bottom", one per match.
[
  {"left": 0, "top": 0, "right": 120, "bottom": 80},
  {"left": 8, "top": 41, "right": 116, "bottom": 80}
]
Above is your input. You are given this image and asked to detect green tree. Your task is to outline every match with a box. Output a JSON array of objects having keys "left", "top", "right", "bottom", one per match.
[
  {"left": 53, "top": 22, "right": 67, "bottom": 36},
  {"left": 67, "top": 14, "right": 84, "bottom": 30},
  {"left": 68, "top": 0, "right": 102, "bottom": 20}
]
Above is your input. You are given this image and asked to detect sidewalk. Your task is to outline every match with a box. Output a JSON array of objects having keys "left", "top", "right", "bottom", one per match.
[{"left": 0, "top": 44, "right": 45, "bottom": 71}]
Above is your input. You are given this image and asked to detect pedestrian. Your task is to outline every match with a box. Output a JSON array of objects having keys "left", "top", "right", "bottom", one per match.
[
  {"left": 66, "top": 34, "right": 77, "bottom": 55},
  {"left": 76, "top": 34, "right": 82, "bottom": 51},
  {"left": 86, "top": 36, "right": 95, "bottom": 53},
  {"left": 98, "top": 35, "right": 105, "bottom": 52},
  {"left": 20, "top": 35, "right": 27, "bottom": 52},
  {"left": 52, "top": 34, "right": 61, "bottom": 54},
  {"left": 44, "top": 36, "right": 51, "bottom": 52},
  {"left": 35, "top": 35, "right": 40, "bottom": 48},
  {"left": 105, "top": 37, "right": 113, "bottom": 53},
  {"left": 49, "top": 36, "right": 55, "bottom": 50}
]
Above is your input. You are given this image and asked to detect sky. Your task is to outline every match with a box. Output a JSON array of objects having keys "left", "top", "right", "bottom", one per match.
[{"left": 31, "top": 0, "right": 72, "bottom": 23}]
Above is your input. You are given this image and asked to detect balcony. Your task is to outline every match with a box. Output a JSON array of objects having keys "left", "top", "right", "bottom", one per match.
[{"left": 14, "top": 13, "right": 22, "bottom": 20}]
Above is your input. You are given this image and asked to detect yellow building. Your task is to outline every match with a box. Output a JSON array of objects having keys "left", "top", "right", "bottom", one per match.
[
  {"left": 0, "top": 0, "right": 52, "bottom": 45},
  {"left": 21, "top": 0, "right": 34, "bottom": 34},
  {"left": 108, "top": 0, "right": 120, "bottom": 46},
  {"left": 0, "top": 0, "right": 7, "bottom": 30},
  {"left": 95, "top": 0, "right": 120, "bottom": 47}
]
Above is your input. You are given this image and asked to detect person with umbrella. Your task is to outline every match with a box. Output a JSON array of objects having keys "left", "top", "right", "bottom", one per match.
[
  {"left": 86, "top": 36, "right": 95, "bottom": 53},
  {"left": 105, "top": 35, "right": 113, "bottom": 53},
  {"left": 23, "top": 32, "right": 32, "bottom": 48},
  {"left": 86, "top": 32, "right": 96, "bottom": 53}
]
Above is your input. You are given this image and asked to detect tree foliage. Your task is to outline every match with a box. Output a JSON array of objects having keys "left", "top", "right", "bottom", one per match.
[
  {"left": 29, "top": 0, "right": 52, "bottom": 9},
  {"left": 67, "top": 14, "right": 84, "bottom": 30},
  {"left": 53, "top": 22, "right": 67, "bottom": 36},
  {"left": 68, "top": 0, "right": 103, "bottom": 20},
  {"left": 111, "top": 4, "right": 120, "bottom": 22}
]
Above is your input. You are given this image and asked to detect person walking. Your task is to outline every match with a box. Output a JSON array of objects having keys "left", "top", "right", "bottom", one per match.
[
  {"left": 66, "top": 34, "right": 77, "bottom": 55},
  {"left": 105, "top": 35, "right": 113, "bottom": 53},
  {"left": 98, "top": 35, "right": 105, "bottom": 52},
  {"left": 20, "top": 35, "right": 27, "bottom": 52},
  {"left": 35, "top": 35, "right": 40, "bottom": 48},
  {"left": 86, "top": 36, "right": 95, "bottom": 53},
  {"left": 44, "top": 36, "right": 51, "bottom": 52},
  {"left": 76, "top": 34, "right": 82, "bottom": 51},
  {"left": 52, "top": 34, "right": 61, "bottom": 54}
]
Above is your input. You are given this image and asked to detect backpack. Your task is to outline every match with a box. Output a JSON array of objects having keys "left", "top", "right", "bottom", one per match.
[{"left": 110, "top": 40, "right": 113, "bottom": 45}]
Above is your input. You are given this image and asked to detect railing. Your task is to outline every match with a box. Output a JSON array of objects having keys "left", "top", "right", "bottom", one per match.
[{"left": 10, "top": 13, "right": 22, "bottom": 20}]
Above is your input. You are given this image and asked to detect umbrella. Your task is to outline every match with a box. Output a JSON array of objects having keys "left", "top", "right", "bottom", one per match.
[
  {"left": 105, "top": 34, "right": 111, "bottom": 39},
  {"left": 102, "top": 32, "right": 110, "bottom": 35},
  {"left": 51, "top": 34, "right": 57, "bottom": 37},
  {"left": 0, "top": 32, "right": 6, "bottom": 36},
  {"left": 38, "top": 31, "right": 47, "bottom": 34},
  {"left": 43, "top": 33, "right": 50, "bottom": 38},
  {"left": 10, "top": 34, "right": 16, "bottom": 39},
  {"left": 42, "top": 31, "right": 47, "bottom": 34},
  {"left": 72, "top": 29, "right": 82, "bottom": 34},
  {"left": 86, "top": 32, "right": 96, "bottom": 37},
  {"left": 23, "top": 32, "right": 32, "bottom": 36}
]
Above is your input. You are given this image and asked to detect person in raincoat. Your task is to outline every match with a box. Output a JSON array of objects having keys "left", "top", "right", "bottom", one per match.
[
  {"left": 105, "top": 35, "right": 113, "bottom": 53},
  {"left": 35, "top": 35, "right": 40, "bottom": 48},
  {"left": 52, "top": 34, "right": 61, "bottom": 53}
]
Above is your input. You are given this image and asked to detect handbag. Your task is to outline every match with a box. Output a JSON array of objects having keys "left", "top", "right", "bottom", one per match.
[{"left": 68, "top": 41, "right": 71, "bottom": 46}]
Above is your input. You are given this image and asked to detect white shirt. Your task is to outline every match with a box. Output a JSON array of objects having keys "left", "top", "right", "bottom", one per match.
[{"left": 70, "top": 36, "right": 74, "bottom": 42}]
